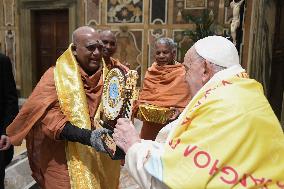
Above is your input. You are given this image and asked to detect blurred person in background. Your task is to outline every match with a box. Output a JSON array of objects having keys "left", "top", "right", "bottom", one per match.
[{"left": 0, "top": 52, "right": 18, "bottom": 189}]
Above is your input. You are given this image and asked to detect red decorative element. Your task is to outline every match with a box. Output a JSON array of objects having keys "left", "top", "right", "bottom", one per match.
[
  {"left": 193, "top": 151, "right": 211, "bottom": 168},
  {"left": 239, "top": 174, "right": 248, "bottom": 187},
  {"left": 204, "top": 88, "right": 212, "bottom": 99},
  {"left": 177, "top": 143, "right": 280, "bottom": 187},
  {"left": 169, "top": 138, "right": 181, "bottom": 149},
  {"left": 222, "top": 80, "right": 232, "bottom": 86},
  {"left": 181, "top": 116, "right": 192, "bottom": 125},
  {"left": 249, "top": 175, "right": 271, "bottom": 187},
  {"left": 183, "top": 145, "right": 197, "bottom": 157},
  {"left": 209, "top": 159, "right": 220, "bottom": 175},
  {"left": 220, "top": 166, "right": 239, "bottom": 185}
]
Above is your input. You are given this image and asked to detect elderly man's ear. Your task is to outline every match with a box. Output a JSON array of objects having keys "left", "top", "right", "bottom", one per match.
[
  {"left": 202, "top": 60, "right": 215, "bottom": 84},
  {"left": 71, "top": 44, "right": 77, "bottom": 55}
]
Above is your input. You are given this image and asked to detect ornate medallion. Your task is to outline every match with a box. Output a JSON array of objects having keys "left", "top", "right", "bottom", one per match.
[
  {"left": 101, "top": 68, "right": 139, "bottom": 160},
  {"left": 102, "top": 68, "right": 126, "bottom": 120}
]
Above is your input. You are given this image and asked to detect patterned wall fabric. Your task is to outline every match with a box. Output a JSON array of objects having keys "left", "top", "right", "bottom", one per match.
[
  {"left": 2, "top": 0, "right": 245, "bottom": 94},
  {"left": 84, "top": 0, "right": 233, "bottom": 85}
]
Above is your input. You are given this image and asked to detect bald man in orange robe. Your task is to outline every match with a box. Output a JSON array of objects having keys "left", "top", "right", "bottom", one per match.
[
  {"left": 100, "top": 30, "right": 129, "bottom": 73},
  {"left": 135, "top": 38, "right": 191, "bottom": 140},
  {"left": 6, "top": 26, "right": 122, "bottom": 189}
]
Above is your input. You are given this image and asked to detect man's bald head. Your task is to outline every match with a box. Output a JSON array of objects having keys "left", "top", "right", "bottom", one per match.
[
  {"left": 100, "top": 30, "right": 117, "bottom": 60},
  {"left": 100, "top": 30, "right": 116, "bottom": 42},
  {"left": 72, "top": 26, "right": 99, "bottom": 45},
  {"left": 71, "top": 26, "right": 103, "bottom": 75}
]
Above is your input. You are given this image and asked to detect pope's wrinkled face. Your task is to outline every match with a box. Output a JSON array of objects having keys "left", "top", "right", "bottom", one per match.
[
  {"left": 73, "top": 32, "right": 103, "bottom": 75},
  {"left": 183, "top": 47, "right": 207, "bottom": 96},
  {"left": 154, "top": 43, "right": 176, "bottom": 66}
]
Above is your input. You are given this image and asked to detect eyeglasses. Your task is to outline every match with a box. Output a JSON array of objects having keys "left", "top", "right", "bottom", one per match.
[{"left": 85, "top": 43, "right": 103, "bottom": 52}]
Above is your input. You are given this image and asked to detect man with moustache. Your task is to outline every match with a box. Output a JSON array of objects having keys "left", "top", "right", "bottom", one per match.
[
  {"left": 100, "top": 30, "right": 129, "bottom": 72},
  {"left": 6, "top": 26, "right": 120, "bottom": 189}
]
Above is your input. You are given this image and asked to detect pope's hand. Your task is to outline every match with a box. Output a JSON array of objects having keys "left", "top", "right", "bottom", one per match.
[
  {"left": 113, "top": 118, "right": 141, "bottom": 153},
  {"left": 0, "top": 135, "right": 11, "bottom": 151}
]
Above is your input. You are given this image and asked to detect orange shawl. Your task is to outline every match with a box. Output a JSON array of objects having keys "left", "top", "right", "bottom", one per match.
[
  {"left": 6, "top": 67, "right": 105, "bottom": 189},
  {"left": 136, "top": 62, "right": 191, "bottom": 140},
  {"left": 106, "top": 57, "right": 129, "bottom": 73},
  {"left": 138, "top": 62, "right": 190, "bottom": 110},
  {"left": 6, "top": 67, "right": 103, "bottom": 145}
]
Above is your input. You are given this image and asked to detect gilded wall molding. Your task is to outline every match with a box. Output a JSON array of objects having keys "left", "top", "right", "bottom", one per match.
[
  {"left": 105, "top": 0, "right": 144, "bottom": 24},
  {"left": 173, "top": 29, "right": 194, "bottom": 62},
  {"left": 19, "top": 0, "right": 76, "bottom": 9},
  {"left": 114, "top": 29, "right": 143, "bottom": 86},
  {"left": 3, "top": 0, "right": 14, "bottom": 26},
  {"left": 84, "top": 0, "right": 101, "bottom": 26},
  {"left": 184, "top": 0, "right": 208, "bottom": 9},
  {"left": 150, "top": 0, "right": 168, "bottom": 24},
  {"left": 4, "top": 30, "right": 16, "bottom": 75}
]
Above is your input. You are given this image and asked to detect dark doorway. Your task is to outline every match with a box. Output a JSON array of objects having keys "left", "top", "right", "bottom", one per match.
[
  {"left": 32, "top": 9, "right": 69, "bottom": 86},
  {"left": 269, "top": 0, "right": 284, "bottom": 120}
]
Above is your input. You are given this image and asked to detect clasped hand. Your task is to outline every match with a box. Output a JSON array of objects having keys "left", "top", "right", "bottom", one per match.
[
  {"left": 0, "top": 135, "right": 11, "bottom": 151},
  {"left": 90, "top": 128, "right": 111, "bottom": 153}
]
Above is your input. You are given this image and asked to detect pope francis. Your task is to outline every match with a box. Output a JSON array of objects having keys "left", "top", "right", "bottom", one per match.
[{"left": 113, "top": 36, "right": 284, "bottom": 189}]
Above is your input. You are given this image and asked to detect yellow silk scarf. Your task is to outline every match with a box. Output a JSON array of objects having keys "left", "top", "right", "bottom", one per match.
[
  {"left": 162, "top": 73, "right": 284, "bottom": 188},
  {"left": 54, "top": 45, "right": 120, "bottom": 189}
]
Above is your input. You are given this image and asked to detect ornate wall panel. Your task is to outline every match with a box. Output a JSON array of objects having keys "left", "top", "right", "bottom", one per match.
[
  {"left": 5, "top": 30, "right": 16, "bottom": 74},
  {"left": 3, "top": 0, "right": 15, "bottom": 26},
  {"left": 0, "top": 2, "right": 3, "bottom": 28},
  {"left": 217, "top": 0, "right": 224, "bottom": 25},
  {"left": 224, "top": 6, "right": 233, "bottom": 24},
  {"left": 150, "top": 0, "right": 167, "bottom": 24},
  {"left": 185, "top": 0, "right": 207, "bottom": 9},
  {"left": 173, "top": 0, "right": 220, "bottom": 24},
  {"left": 113, "top": 29, "right": 143, "bottom": 86},
  {"left": 0, "top": 0, "right": 249, "bottom": 96},
  {"left": 79, "top": 0, "right": 231, "bottom": 86},
  {"left": 1, "top": 0, "right": 18, "bottom": 85},
  {"left": 84, "top": 0, "right": 101, "bottom": 25},
  {"left": 106, "top": 0, "right": 144, "bottom": 24},
  {"left": 173, "top": 30, "right": 194, "bottom": 62}
]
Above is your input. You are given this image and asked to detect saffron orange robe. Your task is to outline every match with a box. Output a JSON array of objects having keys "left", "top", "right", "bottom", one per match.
[
  {"left": 106, "top": 57, "right": 129, "bottom": 73},
  {"left": 6, "top": 66, "right": 115, "bottom": 189},
  {"left": 136, "top": 62, "right": 191, "bottom": 140}
]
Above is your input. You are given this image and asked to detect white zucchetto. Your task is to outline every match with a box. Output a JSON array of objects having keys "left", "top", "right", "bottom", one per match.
[{"left": 195, "top": 36, "right": 240, "bottom": 68}]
